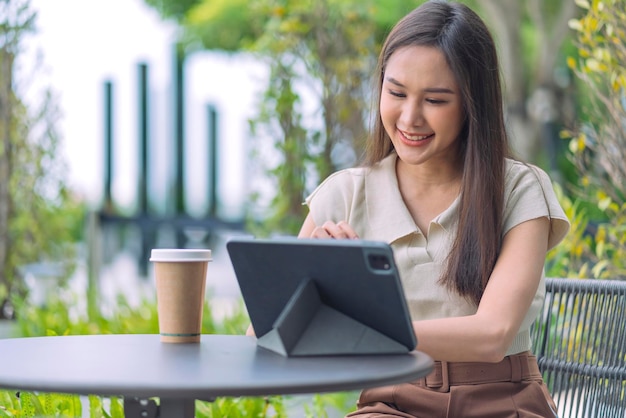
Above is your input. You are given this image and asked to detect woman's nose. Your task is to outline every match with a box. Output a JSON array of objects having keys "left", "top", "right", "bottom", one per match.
[{"left": 400, "top": 101, "right": 424, "bottom": 127}]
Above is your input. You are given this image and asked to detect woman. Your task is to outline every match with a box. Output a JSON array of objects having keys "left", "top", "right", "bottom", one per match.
[{"left": 298, "top": 1, "right": 570, "bottom": 417}]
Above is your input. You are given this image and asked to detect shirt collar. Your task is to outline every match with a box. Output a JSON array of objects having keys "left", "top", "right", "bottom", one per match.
[
  {"left": 433, "top": 195, "right": 460, "bottom": 234},
  {"left": 364, "top": 152, "right": 459, "bottom": 242},
  {"left": 365, "top": 153, "right": 418, "bottom": 243}
]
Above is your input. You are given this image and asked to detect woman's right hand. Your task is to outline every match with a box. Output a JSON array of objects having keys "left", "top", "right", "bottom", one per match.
[{"left": 298, "top": 214, "right": 359, "bottom": 239}]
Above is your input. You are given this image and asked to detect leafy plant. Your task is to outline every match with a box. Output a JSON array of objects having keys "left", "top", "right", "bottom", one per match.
[
  {"left": 567, "top": 0, "right": 626, "bottom": 204},
  {"left": 0, "top": 391, "right": 85, "bottom": 418},
  {"left": 244, "top": 0, "right": 382, "bottom": 236},
  {"left": 545, "top": 183, "right": 594, "bottom": 278},
  {"left": 0, "top": 0, "right": 86, "bottom": 319},
  {"left": 558, "top": 0, "right": 626, "bottom": 280},
  {"left": 303, "top": 392, "right": 359, "bottom": 418},
  {"left": 196, "top": 396, "right": 287, "bottom": 418}
]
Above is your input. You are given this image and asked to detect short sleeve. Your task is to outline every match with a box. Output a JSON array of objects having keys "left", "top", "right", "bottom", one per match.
[
  {"left": 503, "top": 161, "right": 570, "bottom": 250},
  {"left": 304, "top": 169, "right": 359, "bottom": 227}
]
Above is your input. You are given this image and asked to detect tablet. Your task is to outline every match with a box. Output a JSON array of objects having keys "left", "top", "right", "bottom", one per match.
[{"left": 226, "top": 237, "right": 417, "bottom": 357}]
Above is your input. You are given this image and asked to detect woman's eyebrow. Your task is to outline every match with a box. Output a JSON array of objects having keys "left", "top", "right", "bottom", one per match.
[
  {"left": 384, "top": 76, "right": 455, "bottom": 94},
  {"left": 385, "top": 76, "right": 405, "bottom": 87},
  {"left": 424, "top": 87, "right": 455, "bottom": 94}
]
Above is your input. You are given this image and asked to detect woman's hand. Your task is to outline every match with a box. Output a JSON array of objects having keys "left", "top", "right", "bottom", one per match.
[
  {"left": 298, "top": 214, "right": 359, "bottom": 239},
  {"left": 245, "top": 324, "right": 256, "bottom": 337}
]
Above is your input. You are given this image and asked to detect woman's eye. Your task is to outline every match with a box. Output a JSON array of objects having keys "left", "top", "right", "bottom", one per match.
[
  {"left": 426, "top": 98, "right": 446, "bottom": 104},
  {"left": 388, "top": 90, "right": 406, "bottom": 98}
]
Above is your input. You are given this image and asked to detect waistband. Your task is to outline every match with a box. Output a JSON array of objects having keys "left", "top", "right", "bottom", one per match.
[{"left": 415, "top": 351, "right": 543, "bottom": 393}]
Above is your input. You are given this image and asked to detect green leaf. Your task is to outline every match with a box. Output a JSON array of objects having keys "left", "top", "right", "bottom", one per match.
[
  {"left": 89, "top": 395, "right": 104, "bottom": 418},
  {"left": 110, "top": 397, "right": 124, "bottom": 418},
  {"left": 591, "top": 259, "right": 609, "bottom": 277}
]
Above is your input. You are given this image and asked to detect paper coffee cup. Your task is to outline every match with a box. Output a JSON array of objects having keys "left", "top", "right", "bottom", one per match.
[{"left": 150, "top": 249, "right": 212, "bottom": 343}]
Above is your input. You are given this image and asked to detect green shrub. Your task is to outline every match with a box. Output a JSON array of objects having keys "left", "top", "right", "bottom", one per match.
[{"left": 556, "top": 0, "right": 626, "bottom": 280}]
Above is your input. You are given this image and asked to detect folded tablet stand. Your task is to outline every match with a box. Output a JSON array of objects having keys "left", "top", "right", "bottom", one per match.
[{"left": 257, "top": 279, "right": 410, "bottom": 356}]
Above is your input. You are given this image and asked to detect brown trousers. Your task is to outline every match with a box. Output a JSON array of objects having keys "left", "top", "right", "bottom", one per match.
[{"left": 347, "top": 351, "right": 559, "bottom": 418}]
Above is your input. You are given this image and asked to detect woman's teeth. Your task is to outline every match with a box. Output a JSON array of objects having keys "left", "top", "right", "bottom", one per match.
[{"left": 404, "top": 132, "right": 433, "bottom": 141}]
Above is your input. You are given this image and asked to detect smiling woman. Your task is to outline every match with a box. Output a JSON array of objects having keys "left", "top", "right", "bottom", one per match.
[{"left": 294, "top": 1, "right": 570, "bottom": 417}]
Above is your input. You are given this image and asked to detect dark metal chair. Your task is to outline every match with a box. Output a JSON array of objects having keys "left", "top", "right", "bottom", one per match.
[{"left": 531, "top": 278, "right": 626, "bottom": 418}]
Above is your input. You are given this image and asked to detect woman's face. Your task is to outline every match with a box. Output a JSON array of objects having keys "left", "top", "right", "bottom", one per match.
[{"left": 380, "top": 45, "right": 465, "bottom": 169}]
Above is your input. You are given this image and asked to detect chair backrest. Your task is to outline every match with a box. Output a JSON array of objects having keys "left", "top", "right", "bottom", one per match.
[{"left": 530, "top": 278, "right": 626, "bottom": 418}]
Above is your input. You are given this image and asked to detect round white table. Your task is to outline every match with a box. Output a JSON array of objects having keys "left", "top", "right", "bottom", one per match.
[{"left": 0, "top": 334, "right": 433, "bottom": 417}]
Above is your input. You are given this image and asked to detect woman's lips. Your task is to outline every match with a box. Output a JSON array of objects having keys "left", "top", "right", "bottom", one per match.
[{"left": 398, "top": 129, "right": 434, "bottom": 143}]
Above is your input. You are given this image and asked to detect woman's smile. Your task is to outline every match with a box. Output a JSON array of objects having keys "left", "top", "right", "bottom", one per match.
[{"left": 398, "top": 129, "right": 435, "bottom": 144}]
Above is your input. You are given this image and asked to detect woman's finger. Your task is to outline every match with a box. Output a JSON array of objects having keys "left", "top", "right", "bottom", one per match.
[
  {"left": 336, "top": 220, "right": 359, "bottom": 239},
  {"left": 312, "top": 221, "right": 359, "bottom": 239}
]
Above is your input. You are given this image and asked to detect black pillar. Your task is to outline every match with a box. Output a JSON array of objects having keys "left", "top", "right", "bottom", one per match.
[
  {"left": 138, "top": 62, "right": 149, "bottom": 216},
  {"left": 174, "top": 43, "right": 186, "bottom": 216},
  {"left": 174, "top": 43, "right": 186, "bottom": 248},
  {"left": 137, "top": 63, "right": 154, "bottom": 276},
  {"left": 207, "top": 104, "right": 218, "bottom": 218},
  {"left": 103, "top": 80, "right": 114, "bottom": 213}
]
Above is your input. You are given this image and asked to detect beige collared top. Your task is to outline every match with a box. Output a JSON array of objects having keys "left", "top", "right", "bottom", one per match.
[{"left": 305, "top": 152, "right": 570, "bottom": 356}]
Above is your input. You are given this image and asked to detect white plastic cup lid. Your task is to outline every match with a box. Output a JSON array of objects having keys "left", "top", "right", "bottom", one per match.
[{"left": 150, "top": 249, "right": 212, "bottom": 262}]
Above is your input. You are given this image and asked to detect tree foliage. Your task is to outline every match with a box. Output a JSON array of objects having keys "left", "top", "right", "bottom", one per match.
[
  {"left": 554, "top": 0, "right": 626, "bottom": 280},
  {"left": 245, "top": 0, "right": 388, "bottom": 235},
  {"left": 183, "top": 0, "right": 264, "bottom": 51},
  {"left": 144, "top": 0, "right": 425, "bottom": 235},
  {"left": 0, "top": 0, "right": 85, "bottom": 317},
  {"left": 143, "top": 0, "right": 579, "bottom": 235},
  {"left": 142, "top": 0, "right": 203, "bottom": 22},
  {"left": 567, "top": 0, "right": 626, "bottom": 203}
]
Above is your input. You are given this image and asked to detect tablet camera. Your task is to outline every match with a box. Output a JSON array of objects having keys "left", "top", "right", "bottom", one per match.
[{"left": 368, "top": 254, "right": 391, "bottom": 271}]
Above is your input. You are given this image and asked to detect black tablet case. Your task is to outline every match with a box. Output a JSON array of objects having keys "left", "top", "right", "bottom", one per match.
[{"left": 226, "top": 237, "right": 417, "bottom": 357}]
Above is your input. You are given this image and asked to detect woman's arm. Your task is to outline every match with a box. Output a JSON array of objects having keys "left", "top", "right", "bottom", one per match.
[
  {"left": 411, "top": 217, "right": 550, "bottom": 363},
  {"left": 299, "top": 213, "right": 550, "bottom": 362}
]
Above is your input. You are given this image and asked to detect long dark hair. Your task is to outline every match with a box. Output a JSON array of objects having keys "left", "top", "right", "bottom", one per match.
[{"left": 364, "top": 0, "right": 511, "bottom": 306}]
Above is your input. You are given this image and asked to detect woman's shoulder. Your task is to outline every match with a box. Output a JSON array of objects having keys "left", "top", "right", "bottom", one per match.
[
  {"left": 504, "top": 158, "right": 553, "bottom": 190},
  {"left": 304, "top": 166, "right": 367, "bottom": 209},
  {"left": 502, "top": 158, "right": 570, "bottom": 249},
  {"left": 505, "top": 158, "right": 544, "bottom": 176},
  {"left": 312, "top": 166, "right": 368, "bottom": 192},
  {"left": 308, "top": 154, "right": 395, "bottom": 199}
]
